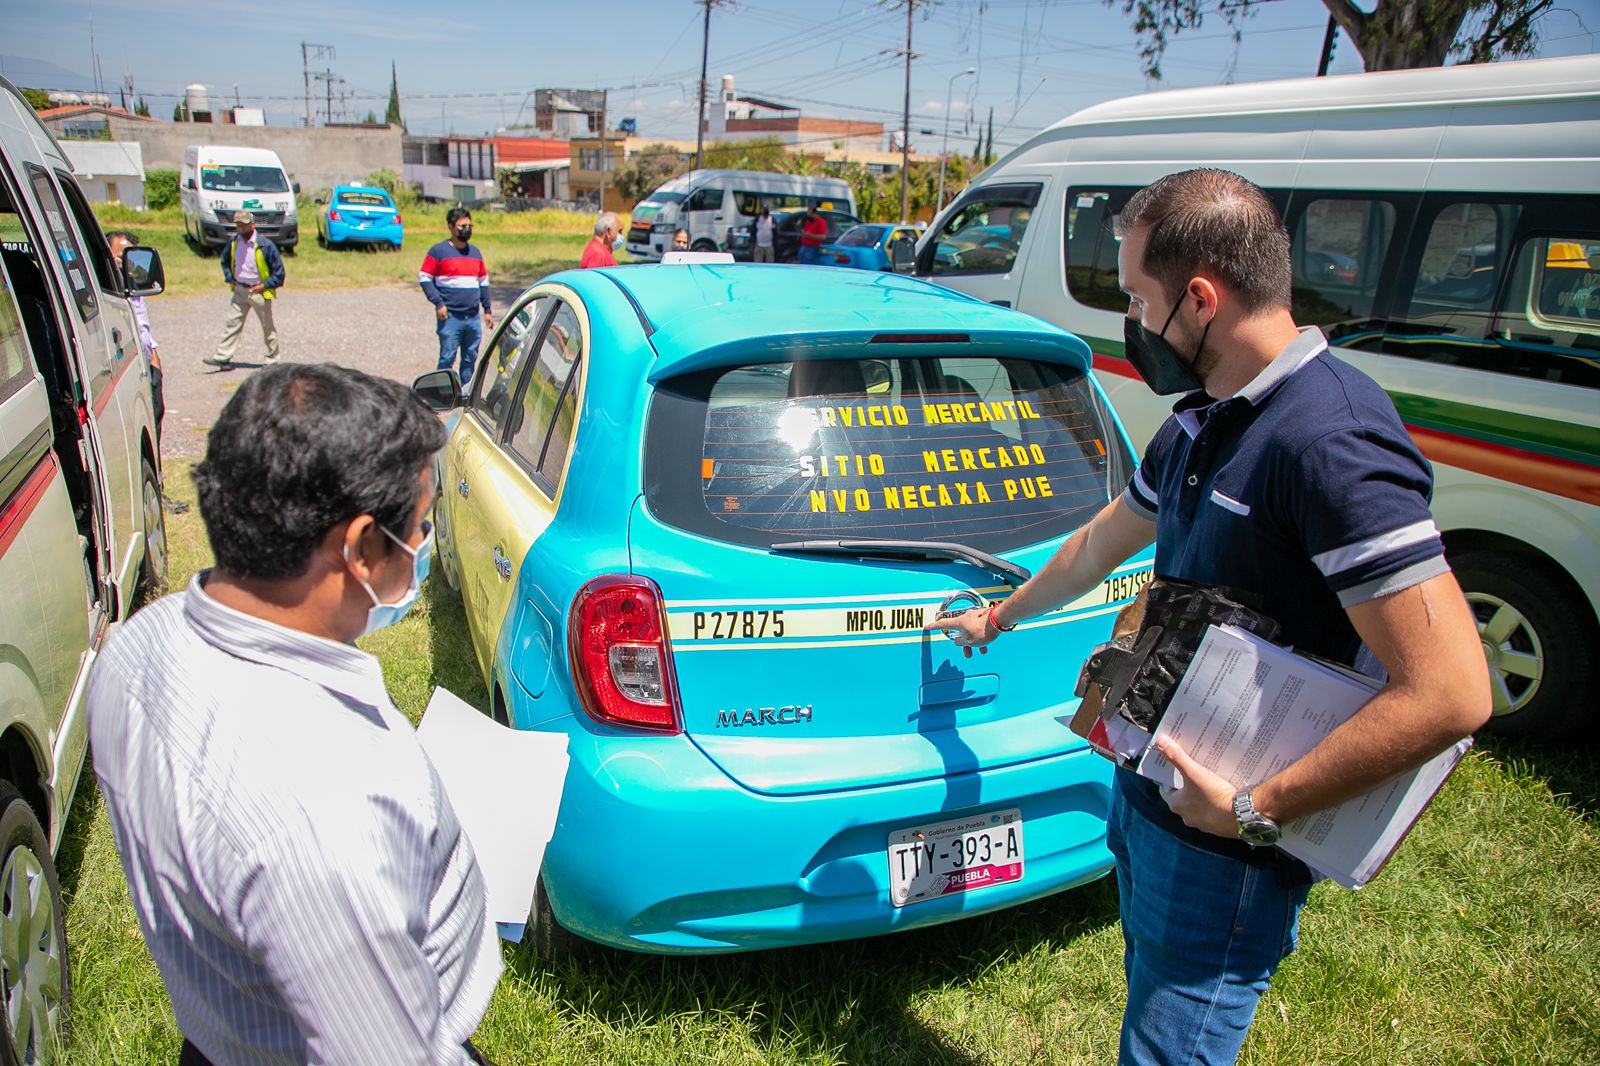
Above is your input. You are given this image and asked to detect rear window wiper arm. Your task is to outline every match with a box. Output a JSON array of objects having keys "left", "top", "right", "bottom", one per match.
[{"left": 769, "top": 539, "right": 1032, "bottom": 587}]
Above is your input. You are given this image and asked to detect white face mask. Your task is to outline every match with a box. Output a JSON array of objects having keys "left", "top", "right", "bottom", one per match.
[
  {"left": 347, "top": 520, "right": 433, "bottom": 638},
  {"left": 611, "top": 230, "right": 625, "bottom": 250}
]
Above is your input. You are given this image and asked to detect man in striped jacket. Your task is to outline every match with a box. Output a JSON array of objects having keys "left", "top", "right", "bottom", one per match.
[{"left": 419, "top": 208, "right": 493, "bottom": 387}]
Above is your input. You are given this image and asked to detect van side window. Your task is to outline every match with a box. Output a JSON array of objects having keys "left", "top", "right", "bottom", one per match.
[
  {"left": 1493, "top": 234, "right": 1600, "bottom": 387},
  {"left": 25, "top": 167, "right": 97, "bottom": 322},
  {"left": 507, "top": 301, "right": 582, "bottom": 492},
  {"left": 686, "top": 187, "right": 722, "bottom": 212},
  {"left": 1287, "top": 198, "right": 1396, "bottom": 330},
  {"left": 925, "top": 184, "right": 1042, "bottom": 277},
  {"left": 0, "top": 261, "right": 33, "bottom": 405},
  {"left": 1064, "top": 188, "right": 1137, "bottom": 312},
  {"left": 54, "top": 170, "right": 120, "bottom": 296}
]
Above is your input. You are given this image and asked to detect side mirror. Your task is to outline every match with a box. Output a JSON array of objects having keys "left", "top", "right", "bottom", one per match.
[
  {"left": 888, "top": 236, "right": 916, "bottom": 275},
  {"left": 292, "top": 182, "right": 301, "bottom": 194},
  {"left": 122, "top": 247, "right": 166, "bottom": 298},
  {"left": 412, "top": 369, "right": 463, "bottom": 411},
  {"left": 185, "top": 178, "right": 197, "bottom": 190}
]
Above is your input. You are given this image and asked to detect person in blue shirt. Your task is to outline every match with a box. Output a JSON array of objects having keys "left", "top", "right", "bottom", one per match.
[{"left": 932, "top": 168, "right": 1489, "bottom": 1066}]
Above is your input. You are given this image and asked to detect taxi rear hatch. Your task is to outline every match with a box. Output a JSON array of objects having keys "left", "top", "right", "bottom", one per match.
[{"left": 622, "top": 342, "right": 1151, "bottom": 796}]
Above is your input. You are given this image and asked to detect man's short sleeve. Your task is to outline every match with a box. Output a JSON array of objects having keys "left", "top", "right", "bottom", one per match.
[
  {"left": 1122, "top": 420, "right": 1174, "bottom": 521},
  {"left": 1291, "top": 425, "right": 1448, "bottom": 607}
]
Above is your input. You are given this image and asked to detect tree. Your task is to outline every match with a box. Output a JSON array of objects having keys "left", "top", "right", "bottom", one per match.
[
  {"left": 363, "top": 110, "right": 378, "bottom": 125},
  {"left": 703, "top": 137, "right": 791, "bottom": 172},
  {"left": 613, "top": 143, "right": 688, "bottom": 204},
  {"left": 1107, "top": 0, "right": 1553, "bottom": 78},
  {"left": 135, "top": 96, "right": 151, "bottom": 117},
  {"left": 144, "top": 168, "right": 180, "bottom": 211},
  {"left": 385, "top": 61, "right": 405, "bottom": 131},
  {"left": 19, "top": 87, "right": 50, "bottom": 111},
  {"left": 173, "top": 101, "right": 188, "bottom": 122}
]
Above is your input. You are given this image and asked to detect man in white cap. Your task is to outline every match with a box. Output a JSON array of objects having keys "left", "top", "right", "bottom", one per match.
[{"left": 208, "top": 209, "right": 285, "bottom": 367}]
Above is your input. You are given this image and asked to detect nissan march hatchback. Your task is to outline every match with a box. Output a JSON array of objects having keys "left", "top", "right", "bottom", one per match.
[{"left": 414, "top": 263, "right": 1153, "bottom": 957}]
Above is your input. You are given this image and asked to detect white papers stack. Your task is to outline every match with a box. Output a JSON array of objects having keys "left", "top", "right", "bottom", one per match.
[
  {"left": 1137, "top": 624, "right": 1470, "bottom": 888},
  {"left": 416, "top": 687, "right": 570, "bottom": 936}
]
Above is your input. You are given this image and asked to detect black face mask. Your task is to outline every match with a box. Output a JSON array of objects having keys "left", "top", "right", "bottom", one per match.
[
  {"left": 455, "top": 225, "right": 473, "bottom": 242},
  {"left": 1123, "top": 297, "right": 1209, "bottom": 395}
]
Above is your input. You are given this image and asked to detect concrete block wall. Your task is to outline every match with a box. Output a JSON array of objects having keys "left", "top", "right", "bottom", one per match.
[{"left": 105, "top": 118, "right": 403, "bottom": 195}]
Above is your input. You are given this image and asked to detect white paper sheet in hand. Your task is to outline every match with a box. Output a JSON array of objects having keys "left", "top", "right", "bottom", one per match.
[{"left": 416, "top": 687, "right": 569, "bottom": 928}]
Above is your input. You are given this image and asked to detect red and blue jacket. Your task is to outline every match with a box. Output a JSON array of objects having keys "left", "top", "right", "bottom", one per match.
[{"left": 419, "top": 241, "right": 491, "bottom": 317}]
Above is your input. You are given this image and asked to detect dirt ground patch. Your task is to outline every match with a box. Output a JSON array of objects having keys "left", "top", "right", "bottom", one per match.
[{"left": 147, "top": 282, "right": 526, "bottom": 461}]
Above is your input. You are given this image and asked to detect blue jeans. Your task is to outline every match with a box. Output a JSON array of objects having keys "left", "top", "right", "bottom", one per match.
[
  {"left": 1106, "top": 777, "right": 1310, "bottom": 1066},
  {"left": 798, "top": 245, "right": 819, "bottom": 266},
  {"left": 437, "top": 312, "right": 483, "bottom": 387}
]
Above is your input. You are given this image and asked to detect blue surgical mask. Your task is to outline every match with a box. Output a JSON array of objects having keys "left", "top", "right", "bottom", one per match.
[{"left": 348, "top": 520, "right": 433, "bottom": 637}]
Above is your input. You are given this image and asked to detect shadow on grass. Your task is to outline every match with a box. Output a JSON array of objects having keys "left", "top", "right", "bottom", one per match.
[
  {"left": 1475, "top": 732, "right": 1600, "bottom": 820},
  {"left": 502, "top": 871, "right": 1118, "bottom": 1064}
]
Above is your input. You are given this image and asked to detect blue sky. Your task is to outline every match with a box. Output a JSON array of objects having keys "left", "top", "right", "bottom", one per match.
[{"left": 3, "top": 0, "right": 1596, "bottom": 152}]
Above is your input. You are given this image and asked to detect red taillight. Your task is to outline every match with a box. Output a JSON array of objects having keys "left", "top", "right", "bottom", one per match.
[
  {"left": 328, "top": 209, "right": 342, "bottom": 222},
  {"left": 394, "top": 212, "right": 403, "bottom": 226},
  {"left": 568, "top": 575, "right": 682, "bottom": 733},
  {"left": 870, "top": 333, "right": 970, "bottom": 344}
]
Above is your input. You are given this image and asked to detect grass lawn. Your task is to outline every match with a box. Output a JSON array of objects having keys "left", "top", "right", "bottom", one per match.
[
  {"left": 91, "top": 202, "right": 606, "bottom": 298},
  {"left": 60, "top": 465, "right": 1600, "bottom": 1064}
]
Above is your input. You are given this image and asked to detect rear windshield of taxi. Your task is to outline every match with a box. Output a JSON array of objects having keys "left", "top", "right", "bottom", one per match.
[
  {"left": 337, "top": 191, "right": 393, "bottom": 207},
  {"left": 645, "top": 354, "right": 1133, "bottom": 554}
]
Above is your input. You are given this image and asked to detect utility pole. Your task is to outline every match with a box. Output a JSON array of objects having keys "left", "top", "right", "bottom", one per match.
[
  {"left": 898, "top": 2, "right": 918, "bottom": 223},
  {"left": 1316, "top": 14, "right": 1339, "bottom": 77},
  {"left": 598, "top": 90, "right": 609, "bottom": 213},
  {"left": 694, "top": 0, "right": 732, "bottom": 173},
  {"left": 301, "top": 42, "right": 335, "bottom": 127}
]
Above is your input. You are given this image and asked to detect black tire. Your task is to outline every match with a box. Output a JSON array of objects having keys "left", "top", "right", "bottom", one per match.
[
  {"left": 529, "top": 876, "right": 592, "bottom": 964},
  {"left": 138, "top": 454, "right": 168, "bottom": 594},
  {"left": 1451, "top": 550, "right": 1596, "bottom": 742},
  {"left": 282, "top": 243, "right": 297, "bottom": 257},
  {"left": 690, "top": 240, "right": 718, "bottom": 253},
  {"left": 0, "top": 782, "right": 70, "bottom": 1065}
]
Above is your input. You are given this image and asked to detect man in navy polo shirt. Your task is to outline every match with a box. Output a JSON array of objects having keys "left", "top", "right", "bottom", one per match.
[{"left": 932, "top": 169, "right": 1489, "bottom": 1065}]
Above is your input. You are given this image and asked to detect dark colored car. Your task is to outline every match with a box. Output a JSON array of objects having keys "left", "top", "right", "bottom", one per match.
[{"left": 730, "top": 209, "right": 861, "bottom": 263}]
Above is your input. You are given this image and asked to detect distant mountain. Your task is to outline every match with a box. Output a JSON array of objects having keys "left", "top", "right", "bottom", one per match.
[{"left": 0, "top": 55, "right": 97, "bottom": 92}]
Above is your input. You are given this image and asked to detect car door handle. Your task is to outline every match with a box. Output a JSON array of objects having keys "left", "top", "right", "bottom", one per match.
[
  {"left": 457, "top": 476, "right": 470, "bottom": 498},
  {"left": 990, "top": 300, "right": 1012, "bottom": 308},
  {"left": 492, "top": 545, "right": 512, "bottom": 581}
]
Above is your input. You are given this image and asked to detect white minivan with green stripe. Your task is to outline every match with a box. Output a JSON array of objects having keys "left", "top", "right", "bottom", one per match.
[{"left": 910, "top": 53, "right": 1600, "bottom": 742}]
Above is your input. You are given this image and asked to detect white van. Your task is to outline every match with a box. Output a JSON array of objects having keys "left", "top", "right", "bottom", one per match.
[
  {"left": 180, "top": 144, "right": 299, "bottom": 253},
  {"left": 911, "top": 55, "right": 1600, "bottom": 742},
  {"left": 626, "top": 169, "right": 855, "bottom": 261},
  {"left": 0, "top": 75, "right": 168, "bottom": 1060}
]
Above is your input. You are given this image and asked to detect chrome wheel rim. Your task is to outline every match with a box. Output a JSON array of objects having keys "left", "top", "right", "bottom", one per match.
[
  {"left": 143, "top": 473, "right": 168, "bottom": 580},
  {"left": 1466, "top": 591, "right": 1545, "bottom": 718},
  {"left": 0, "top": 845, "right": 63, "bottom": 1063}
]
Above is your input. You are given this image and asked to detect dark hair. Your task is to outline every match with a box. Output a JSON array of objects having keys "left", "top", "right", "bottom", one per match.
[
  {"left": 104, "top": 230, "right": 138, "bottom": 246},
  {"left": 1116, "top": 169, "right": 1291, "bottom": 314},
  {"left": 194, "top": 364, "right": 445, "bottom": 581},
  {"left": 446, "top": 207, "right": 472, "bottom": 227}
]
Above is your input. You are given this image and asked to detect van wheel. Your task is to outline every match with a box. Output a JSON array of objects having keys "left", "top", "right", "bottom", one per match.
[
  {"left": 1452, "top": 550, "right": 1595, "bottom": 742},
  {"left": 0, "top": 782, "right": 70, "bottom": 1065},
  {"left": 530, "top": 876, "right": 591, "bottom": 965},
  {"left": 691, "top": 240, "right": 718, "bottom": 253},
  {"left": 138, "top": 454, "right": 168, "bottom": 594}
]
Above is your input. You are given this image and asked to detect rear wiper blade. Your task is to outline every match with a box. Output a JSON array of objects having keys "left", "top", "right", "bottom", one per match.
[{"left": 769, "top": 539, "right": 1032, "bottom": 587}]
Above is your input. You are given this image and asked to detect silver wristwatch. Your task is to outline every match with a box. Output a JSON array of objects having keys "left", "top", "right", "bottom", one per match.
[{"left": 1232, "top": 790, "right": 1281, "bottom": 848}]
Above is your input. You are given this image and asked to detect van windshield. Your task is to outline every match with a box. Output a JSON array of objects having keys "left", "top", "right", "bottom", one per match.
[
  {"left": 645, "top": 354, "right": 1132, "bottom": 554},
  {"left": 200, "top": 165, "right": 290, "bottom": 193}
]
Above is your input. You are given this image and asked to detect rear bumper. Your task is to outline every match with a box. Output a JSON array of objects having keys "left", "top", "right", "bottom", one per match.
[
  {"left": 536, "top": 720, "right": 1114, "bottom": 954},
  {"left": 327, "top": 221, "right": 403, "bottom": 246}
]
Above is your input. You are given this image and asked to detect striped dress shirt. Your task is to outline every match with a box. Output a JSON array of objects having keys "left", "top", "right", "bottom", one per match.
[{"left": 88, "top": 573, "right": 501, "bottom": 1065}]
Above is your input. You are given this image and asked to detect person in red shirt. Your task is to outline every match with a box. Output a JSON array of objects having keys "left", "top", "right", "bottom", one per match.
[
  {"left": 798, "top": 205, "right": 828, "bottom": 265},
  {"left": 580, "top": 212, "right": 622, "bottom": 268}
]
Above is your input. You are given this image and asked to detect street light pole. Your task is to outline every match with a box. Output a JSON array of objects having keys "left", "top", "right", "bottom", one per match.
[{"left": 936, "top": 67, "right": 975, "bottom": 216}]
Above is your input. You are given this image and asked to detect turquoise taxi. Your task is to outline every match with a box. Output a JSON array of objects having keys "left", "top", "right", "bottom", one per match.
[{"left": 412, "top": 263, "right": 1154, "bottom": 956}]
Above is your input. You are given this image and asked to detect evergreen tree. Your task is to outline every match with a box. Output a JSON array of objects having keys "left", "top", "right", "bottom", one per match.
[
  {"left": 385, "top": 62, "right": 404, "bottom": 131},
  {"left": 135, "top": 97, "right": 151, "bottom": 117},
  {"left": 984, "top": 108, "right": 995, "bottom": 166}
]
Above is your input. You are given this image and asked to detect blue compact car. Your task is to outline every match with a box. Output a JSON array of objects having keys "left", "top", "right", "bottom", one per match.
[
  {"left": 316, "top": 185, "right": 403, "bottom": 249},
  {"left": 412, "top": 264, "right": 1154, "bottom": 957},
  {"left": 819, "top": 223, "right": 923, "bottom": 271}
]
